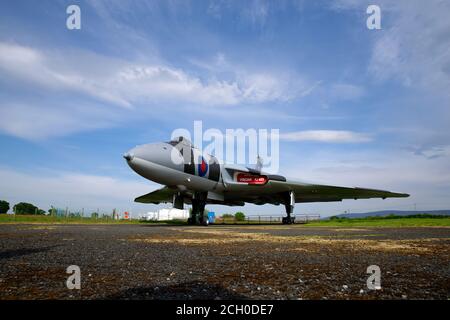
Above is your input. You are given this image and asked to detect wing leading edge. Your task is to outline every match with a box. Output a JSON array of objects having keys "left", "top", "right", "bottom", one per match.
[
  {"left": 134, "top": 182, "right": 409, "bottom": 206},
  {"left": 134, "top": 187, "right": 176, "bottom": 204},
  {"left": 290, "top": 183, "right": 409, "bottom": 203},
  {"left": 134, "top": 187, "right": 245, "bottom": 206}
]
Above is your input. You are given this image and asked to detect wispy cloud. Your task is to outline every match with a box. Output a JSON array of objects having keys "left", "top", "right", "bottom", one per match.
[
  {"left": 0, "top": 42, "right": 319, "bottom": 140},
  {"left": 365, "top": 1, "right": 450, "bottom": 101},
  {"left": 329, "top": 0, "right": 450, "bottom": 101},
  {"left": 0, "top": 42, "right": 131, "bottom": 108},
  {"left": 189, "top": 52, "right": 319, "bottom": 103},
  {"left": 283, "top": 147, "right": 450, "bottom": 212},
  {"left": 0, "top": 102, "right": 116, "bottom": 140},
  {"left": 408, "top": 145, "right": 450, "bottom": 160},
  {"left": 279, "top": 130, "right": 372, "bottom": 143},
  {"left": 1, "top": 0, "right": 449, "bottom": 215},
  {"left": 0, "top": 42, "right": 317, "bottom": 108},
  {"left": 0, "top": 167, "right": 156, "bottom": 212}
]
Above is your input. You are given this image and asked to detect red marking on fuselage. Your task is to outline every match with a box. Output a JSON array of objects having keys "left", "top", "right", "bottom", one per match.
[
  {"left": 201, "top": 159, "right": 206, "bottom": 172},
  {"left": 236, "top": 173, "right": 268, "bottom": 185}
]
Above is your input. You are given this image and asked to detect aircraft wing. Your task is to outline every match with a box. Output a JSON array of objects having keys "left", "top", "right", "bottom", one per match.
[
  {"left": 289, "top": 183, "right": 409, "bottom": 203},
  {"left": 134, "top": 187, "right": 176, "bottom": 204},
  {"left": 135, "top": 180, "right": 408, "bottom": 206},
  {"left": 225, "top": 178, "right": 409, "bottom": 205},
  {"left": 134, "top": 187, "right": 245, "bottom": 206}
]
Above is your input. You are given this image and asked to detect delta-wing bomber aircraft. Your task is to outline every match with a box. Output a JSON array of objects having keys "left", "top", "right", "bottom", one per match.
[{"left": 124, "top": 137, "right": 409, "bottom": 225}]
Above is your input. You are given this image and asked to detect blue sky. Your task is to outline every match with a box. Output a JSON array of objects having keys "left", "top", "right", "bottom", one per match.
[{"left": 0, "top": 0, "right": 449, "bottom": 217}]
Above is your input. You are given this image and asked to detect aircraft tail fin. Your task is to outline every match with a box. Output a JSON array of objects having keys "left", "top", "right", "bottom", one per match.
[{"left": 255, "top": 155, "right": 263, "bottom": 172}]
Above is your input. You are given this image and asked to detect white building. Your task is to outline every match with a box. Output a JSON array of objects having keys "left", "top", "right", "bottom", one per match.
[{"left": 139, "top": 208, "right": 189, "bottom": 221}]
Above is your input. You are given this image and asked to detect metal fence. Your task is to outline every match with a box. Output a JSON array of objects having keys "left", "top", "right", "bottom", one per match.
[{"left": 215, "top": 214, "right": 320, "bottom": 225}]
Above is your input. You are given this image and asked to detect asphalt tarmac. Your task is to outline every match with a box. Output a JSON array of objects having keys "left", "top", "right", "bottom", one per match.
[{"left": 0, "top": 224, "right": 449, "bottom": 299}]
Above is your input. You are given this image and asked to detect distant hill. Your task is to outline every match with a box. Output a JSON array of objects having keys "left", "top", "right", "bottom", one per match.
[{"left": 326, "top": 210, "right": 450, "bottom": 219}]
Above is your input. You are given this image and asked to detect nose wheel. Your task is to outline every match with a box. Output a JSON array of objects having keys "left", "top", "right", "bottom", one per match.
[
  {"left": 189, "top": 192, "right": 208, "bottom": 226},
  {"left": 282, "top": 216, "right": 295, "bottom": 224}
]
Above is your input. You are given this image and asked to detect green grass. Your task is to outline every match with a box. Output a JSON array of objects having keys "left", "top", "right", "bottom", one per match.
[
  {"left": 0, "top": 214, "right": 193, "bottom": 225},
  {"left": 1, "top": 214, "right": 449, "bottom": 227},
  {"left": 305, "top": 217, "right": 450, "bottom": 227},
  {"left": 0, "top": 214, "right": 142, "bottom": 224}
]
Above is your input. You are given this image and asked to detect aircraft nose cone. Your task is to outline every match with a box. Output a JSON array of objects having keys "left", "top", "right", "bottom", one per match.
[{"left": 123, "top": 152, "right": 134, "bottom": 161}]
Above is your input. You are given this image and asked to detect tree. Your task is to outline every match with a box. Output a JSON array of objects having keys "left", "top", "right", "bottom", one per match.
[
  {"left": 222, "top": 213, "right": 234, "bottom": 218},
  {"left": 48, "top": 207, "right": 57, "bottom": 216},
  {"left": 13, "top": 202, "right": 40, "bottom": 215},
  {"left": 0, "top": 200, "right": 10, "bottom": 214},
  {"left": 235, "top": 211, "right": 245, "bottom": 221}
]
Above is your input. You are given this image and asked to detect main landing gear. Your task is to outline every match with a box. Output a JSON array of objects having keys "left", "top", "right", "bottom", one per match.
[
  {"left": 187, "top": 192, "right": 209, "bottom": 226},
  {"left": 282, "top": 191, "right": 296, "bottom": 225}
]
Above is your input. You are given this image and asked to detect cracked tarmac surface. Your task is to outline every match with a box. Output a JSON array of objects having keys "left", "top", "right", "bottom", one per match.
[{"left": 0, "top": 224, "right": 449, "bottom": 299}]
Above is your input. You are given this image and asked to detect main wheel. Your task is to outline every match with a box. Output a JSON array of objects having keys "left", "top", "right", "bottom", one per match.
[{"left": 282, "top": 217, "right": 294, "bottom": 225}]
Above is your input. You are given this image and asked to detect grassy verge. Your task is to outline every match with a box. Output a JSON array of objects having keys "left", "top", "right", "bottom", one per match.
[
  {"left": 0, "top": 214, "right": 194, "bottom": 225},
  {"left": 304, "top": 217, "right": 450, "bottom": 227},
  {"left": 0, "top": 214, "right": 142, "bottom": 224},
  {"left": 1, "top": 214, "right": 449, "bottom": 227}
]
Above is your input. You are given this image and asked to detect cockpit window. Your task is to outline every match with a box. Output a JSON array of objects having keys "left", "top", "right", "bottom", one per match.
[{"left": 167, "top": 136, "right": 193, "bottom": 147}]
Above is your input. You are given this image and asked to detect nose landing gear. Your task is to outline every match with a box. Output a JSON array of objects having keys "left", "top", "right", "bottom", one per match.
[
  {"left": 282, "top": 216, "right": 295, "bottom": 224},
  {"left": 188, "top": 192, "right": 209, "bottom": 226}
]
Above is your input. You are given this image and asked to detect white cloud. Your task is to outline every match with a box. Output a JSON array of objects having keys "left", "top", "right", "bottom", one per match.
[
  {"left": 328, "top": 0, "right": 450, "bottom": 159},
  {"left": 0, "top": 42, "right": 318, "bottom": 140},
  {"left": 0, "top": 43, "right": 132, "bottom": 108},
  {"left": 0, "top": 42, "right": 312, "bottom": 109},
  {"left": 279, "top": 130, "right": 372, "bottom": 143},
  {"left": 0, "top": 103, "right": 115, "bottom": 140},
  {"left": 365, "top": 1, "right": 450, "bottom": 99},
  {"left": 329, "top": 0, "right": 450, "bottom": 101},
  {"left": 189, "top": 52, "right": 318, "bottom": 103},
  {"left": 0, "top": 167, "right": 157, "bottom": 213},
  {"left": 112, "top": 65, "right": 243, "bottom": 105},
  {"left": 283, "top": 147, "right": 450, "bottom": 213}
]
